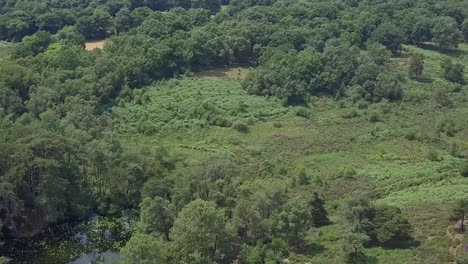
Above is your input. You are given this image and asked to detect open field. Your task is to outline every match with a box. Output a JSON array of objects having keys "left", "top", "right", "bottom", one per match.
[{"left": 111, "top": 44, "right": 468, "bottom": 263}]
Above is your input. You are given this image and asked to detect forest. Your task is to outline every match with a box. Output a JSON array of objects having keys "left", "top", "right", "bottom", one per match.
[{"left": 0, "top": 0, "right": 468, "bottom": 263}]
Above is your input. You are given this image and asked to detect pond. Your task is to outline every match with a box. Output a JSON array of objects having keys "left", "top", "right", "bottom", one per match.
[{"left": 0, "top": 216, "right": 134, "bottom": 264}]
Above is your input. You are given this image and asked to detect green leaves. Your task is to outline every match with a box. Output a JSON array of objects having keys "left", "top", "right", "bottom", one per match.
[
  {"left": 170, "top": 199, "right": 227, "bottom": 263},
  {"left": 432, "top": 16, "right": 463, "bottom": 50}
]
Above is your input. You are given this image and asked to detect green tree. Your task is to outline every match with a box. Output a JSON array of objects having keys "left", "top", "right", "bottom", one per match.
[
  {"left": 342, "top": 232, "right": 369, "bottom": 264},
  {"left": 374, "top": 71, "right": 402, "bottom": 101},
  {"left": 139, "top": 196, "right": 174, "bottom": 240},
  {"left": 309, "top": 191, "right": 330, "bottom": 227},
  {"left": 409, "top": 54, "right": 424, "bottom": 81},
  {"left": 370, "top": 22, "right": 404, "bottom": 54},
  {"left": 344, "top": 194, "right": 375, "bottom": 233},
  {"left": 0, "top": 256, "right": 8, "bottom": 264},
  {"left": 114, "top": 8, "right": 133, "bottom": 34},
  {"left": 441, "top": 59, "right": 464, "bottom": 84},
  {"left": 75, "top": 10, "right": 112, "bottom": 39},
  {"left": 232, "top": 198, "right": 269, "bottom": 243},
  {"left": 170, "top": 199, "right": 227, "bottom": 263},
  {"left": 450, "top": 198, "right": 468, "bottom": 231},
  {"left": 372, "top": 205, "right": 412, "bottom": 243},
  {"left": 55, "top": 26, "right": 85, "bottom": 46},
  {"left": 432, "top": 16, "right": 462, "bottom": 49},
  {"left": 462, "top": 19, "right": 468, "bottom": 43},
  {"left": 277, "top": 198, "right": 311, "bottom": 246},
  {"left": 121, "top": 233, "right": 169, "bottom": 264}
]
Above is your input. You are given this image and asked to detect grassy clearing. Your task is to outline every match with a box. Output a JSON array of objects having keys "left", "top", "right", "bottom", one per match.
[
  {"left": 193, "top": 65, "right": 251, "bottom": 80},
  {"left": 112, "top": 44, "right": 468, "bottom": 263}
]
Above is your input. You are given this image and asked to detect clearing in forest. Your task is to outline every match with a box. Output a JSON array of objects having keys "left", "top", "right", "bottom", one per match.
[
  {"left": 85, "top": 40, "right": 106, "bottom": 51},
  {"left": 193, "top": 65, "right": 250, "bottom": 80}
]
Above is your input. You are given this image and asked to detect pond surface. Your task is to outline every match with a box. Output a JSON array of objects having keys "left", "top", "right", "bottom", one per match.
[{"left": 0, "top": 216, "right": 134, "bottom": 264}]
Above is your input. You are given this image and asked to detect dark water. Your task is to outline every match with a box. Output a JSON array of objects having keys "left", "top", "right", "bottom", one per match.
[{"left": 0, "top": 216, "right": 134, "bottom": 264}]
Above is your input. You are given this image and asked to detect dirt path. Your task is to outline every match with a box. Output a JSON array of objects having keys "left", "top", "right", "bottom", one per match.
[{"left": 447, "top": 219, "right": 466, "bottom": 263}]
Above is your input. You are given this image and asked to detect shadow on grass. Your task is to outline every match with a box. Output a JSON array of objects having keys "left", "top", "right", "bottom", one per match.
[
  {"left": 419, "top": 76, "right": 435, "bottom": 83},
  {"left": 294, "top": 242, "right": 327, "bottom": 256},
  {"left": 362, "top": 254, "right": 379, "bottom": 264},
  {"left": 416, "top": 43, "right": 468, "bottom": 58},
  {"left": 380, "top": 237, "right": 421, "bottom": 250}
]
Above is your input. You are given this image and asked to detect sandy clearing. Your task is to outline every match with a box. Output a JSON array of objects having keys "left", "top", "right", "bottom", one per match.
[{"left": 85, "top": 40, "right": 106, "bottom": 51}]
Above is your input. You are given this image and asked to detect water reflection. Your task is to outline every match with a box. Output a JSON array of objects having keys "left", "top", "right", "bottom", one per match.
[{"left": 0, "top": 216, "right": 133, "bottom": 264}]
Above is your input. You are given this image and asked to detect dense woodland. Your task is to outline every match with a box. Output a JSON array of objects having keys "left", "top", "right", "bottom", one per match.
[{"left": 1, "top": 0, "right": 468, "bottom": 263}]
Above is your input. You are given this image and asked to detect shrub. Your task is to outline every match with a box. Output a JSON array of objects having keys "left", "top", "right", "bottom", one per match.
[
  {"left": 273, "top": 122, "right": 283, "bottom": 128},
  {"left": 232, "top": 121, "right": 249, "bottom": 133},
  {"left": 404, "top": 129, "right": 417, "bottom": 141},
  {"left": 368, "top": 112, "right": 380, "bottom": 123},
  {"left": 295, "top": 107, "right": 312, "bottom": 119},
  {"left": 342, "top": 109, "right": 359, "bottom": 119},
  {"left": 433, "top": 89, "right": 453, "bottom": 108},
  {"left": 449, "top": 143, "right": 461, "bottom": 157},
  {"left": 460, "top": 163, "right": 468, "bottom": 177},
  {"left": 427, "top": 149, "right": 439, "bottom": 161},
  {"left": 338, "top": 168, "right": 356, "bottom": 179},
  {"left": 441, "top": 59, "right": 464, "bottom": 84}
]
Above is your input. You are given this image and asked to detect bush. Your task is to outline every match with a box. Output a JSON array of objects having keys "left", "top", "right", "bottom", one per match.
[
  {"left": 460, "top": 163, "right": 468, "bottom": 177},
  {"left": 338, "top": 168, "right": 356, "bottom": 179},
  {"left": 449, "top": 143, "right": 461, "bottom": 157},
  {"left": 273, "top": 121, "right": 283, "bottom": 128},
  {"left": 232, "top": 121, "right": 249, "bottom": 133},
  {"left": 404, "top": 129, "right": 417, "bottom": 141},
  {"left": 368, "top": 112, "right": 380, "bottom": 123},
  {"left": 427, "top": 149, "right": 439, "bottom": 161},
  {"left": 342, "top": 109, "right": 359, "bottom": 119},
  {"left": 295, "top": 107, "right": 312, "bottom": 119},
  {"left": 433, "top": 89, "right": 453, "bottom": 108}
]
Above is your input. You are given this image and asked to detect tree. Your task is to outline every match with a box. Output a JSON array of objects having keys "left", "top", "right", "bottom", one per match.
[
  {"left": 432, "top": 16, "right": 462, "bottom": 49},
  {"left": 372, "top": 205, "right": 412, "bottom": 243},
  {"left": 462, "top": 19, "right": 468, "bottom": 43},
  {"left": 342, "top": 232, "right": 369, "bottom": 264},
  {"left": 374, "top": 71, "right": 402, "bottom": 101},
  {"left": 409, "top": 54, "right": 424, "bottom": 81},
  {"left": 191, "top": 0, "right": 221, "bottom": 14},
  {"left": 450, "top": 198, "right": 468, "bottom": 232},
  {"left": 344, "top": 194, "right": 375, "bottom": 234},
  {"left": 344, "top": 195, "right": 411, "bottom": 244},
  {"left": 370, "top": 22, "right": 404, "bottom": 54},
  {"left": 55, "top": 26, "right": 85, "bottom": 46},
  {"left": 232, "top": 198, "right": 269, "bottom": 243},
  {"left": 75, "top": 10, "right": 112, "bottom": 39},
  {"left": 121, "top": 233, "right": 169, "bottom": 264},
  {"left": 441, "top": 59, "right": 464, "bottom": 84},
  {"left": 114, "top": 8, "right": 133, "bottom": 34},
  {"left": 309, "top": 191, "right": 330, "bottom": 227},
  {"left": 170, "top": 199, "right": 227, "bottom": 263},
  {"left": 276, "top": 198, "right": 311, "bottom": 246},
  {"left": 139, "top": 196, "right": 174, "bottom": 240}
]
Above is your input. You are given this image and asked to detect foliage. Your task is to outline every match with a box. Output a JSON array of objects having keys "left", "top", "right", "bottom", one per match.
[
  {"left": 441, "top": 59, "right": 465, "bottom": 84},
  {"left": 450, "top": 198, "right": 468, "bottom": 231},
  {"left": 170, "top": 199, "right": 227, "bottom": 263},
  {"left": 409, "top": 54, "right": 424, "bottom": 81},
  {"left": 121, "top": 233, "right": 168, "bottom": 264},
  {"left": 432, "top": 16, "right": 462, "bottom": 50}
]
